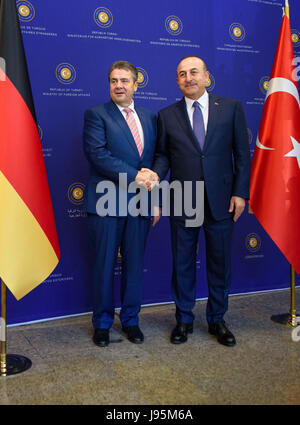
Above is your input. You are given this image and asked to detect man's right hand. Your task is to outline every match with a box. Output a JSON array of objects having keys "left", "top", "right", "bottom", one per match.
[{"left": 135, "top": 168, "right": 159, "bottom": 190}]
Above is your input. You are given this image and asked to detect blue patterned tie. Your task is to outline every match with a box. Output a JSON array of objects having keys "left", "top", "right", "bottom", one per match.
[{"left": 192, "top": 101, "right": 205, "bottom": 150}]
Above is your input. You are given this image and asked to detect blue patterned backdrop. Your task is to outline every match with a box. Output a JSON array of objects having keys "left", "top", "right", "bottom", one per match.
[{"left": 7, "top": 0, "right": 300, "bottom": 325}]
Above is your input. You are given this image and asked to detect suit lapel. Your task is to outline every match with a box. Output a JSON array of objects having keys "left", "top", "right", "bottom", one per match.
[
  {"left": 106, "top": 101, "right": 140, "bottom": 156},
  {"left": 205, "top": 94, "right": 221, "bottom": 149},
  {"left": 136, "top": 107, "right": 148, "bottom": 158}
]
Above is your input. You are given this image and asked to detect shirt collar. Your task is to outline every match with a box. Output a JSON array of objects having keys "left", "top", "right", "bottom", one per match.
[
  {"left": 185, "top": 90, "right": 208, "bottom": 110},
  {"left": 115, "top": 101, "right": 135, "bottom": 113}
]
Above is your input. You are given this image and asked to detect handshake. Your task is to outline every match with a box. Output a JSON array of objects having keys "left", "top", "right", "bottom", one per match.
[{"left": 135, "top": 168, "right": 159, "bottom": 191}]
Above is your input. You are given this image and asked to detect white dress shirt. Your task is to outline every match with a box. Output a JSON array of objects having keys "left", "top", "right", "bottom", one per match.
[
  {"left": 185, "top": 90, "right": 209, "bottom": 134},
  {"left": 116, "top": 101, "right": 144, "bottom": 149}
]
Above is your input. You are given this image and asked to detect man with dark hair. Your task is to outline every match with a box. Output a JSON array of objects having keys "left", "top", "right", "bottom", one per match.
[
  {"left": 83, "top": 61, "right": 158, "bottom": 347},
  {"left": 152, "top": 56, "right": 251, "bottom": 346}
]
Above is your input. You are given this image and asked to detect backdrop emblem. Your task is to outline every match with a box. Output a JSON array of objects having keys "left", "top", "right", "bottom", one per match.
[
  {"left": 137, "top": 67, "right": 149, "bottom": 88},
  {"left": 205, "top": 73, "right": 215, "bottom": 92},
  {"left": 291, "top": 29, "right": 300, "bottom": 48},
  {"left": 245, "top": 233, "right": 262, "bottom": 253},
  {"left": 229, "top": 23, "right": 246, "bottom": 42},
  {"left": 17, "top": 0, "right": 35, "bottom": 22},
  {"left": 55, "top": 63, "right": 76, "bottom": 85},
  {"left": 259, "top": 76, "right": 269, "bottom": 96},
  {"left": 94, "top": 7, "right": 113, "bottom": 28},
  {"left": 165, "top": 15, "right": 183, "bottom": 36},
  {"left": 67, "top": 183, "right": 85, "bottom": 205}
]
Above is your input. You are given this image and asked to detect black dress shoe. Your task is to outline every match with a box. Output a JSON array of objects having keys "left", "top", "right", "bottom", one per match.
[
  {"left": 122, "top": 325, "right": 144, "bottom": 344},
  {"left": 93, "top": 328, "right": 109, "bottom": 347},
  {"left": 170, "top": 323, "right": 193, "bottom": 344},
  {"left": 208, "top": 321, "right": 236, "bottom": 347}
]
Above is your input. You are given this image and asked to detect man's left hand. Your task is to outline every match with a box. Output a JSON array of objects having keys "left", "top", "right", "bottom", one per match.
[
  {"left": 152, "top": 206, "right": 162, "bottom": 227},
  {"left": 228, "top": 196, "right": 245, "bottom": 222}
]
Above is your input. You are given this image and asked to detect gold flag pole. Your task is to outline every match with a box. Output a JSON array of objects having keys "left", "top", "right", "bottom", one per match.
[
  {"left": 270, "top": 1, "right": 300, "bottom": 328},
  {"left": 0, "top": 280, "right": 7, "bottom": 376},
  {"left": 285, "top": 0, "right": 289, "bottom": 18},
  {"left": 0, "top": 279, "right": 32, "bottom": 376},
  {"left": 271, "top": 265, "right": 300, "bottom": 327}
]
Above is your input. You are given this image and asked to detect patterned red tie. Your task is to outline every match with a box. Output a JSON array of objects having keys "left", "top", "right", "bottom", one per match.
[{"left": 123, "top": 108, "right": 143, "bottom": 156}]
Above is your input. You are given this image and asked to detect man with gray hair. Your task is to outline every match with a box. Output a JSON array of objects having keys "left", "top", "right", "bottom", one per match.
[{"left": 83, "top": 61, "right": 158, "bottom": 347}]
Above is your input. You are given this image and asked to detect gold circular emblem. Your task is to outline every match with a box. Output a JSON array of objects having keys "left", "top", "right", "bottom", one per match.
[
  {"left": 263, "top": 81, "right": 269, "bottom": 91},
  {"left": 61, "top": 68, "right": 72, "bottom": 80},
  {"left": 137, "top": 72, "right": 144, "bottom": 84},
  {"left": 72, "top": 188, "right": 83, "bottom": 200},
  {"left": 233, "top": 27, "right": 242, "bottom": 37},
  {"left": 98, "top": 12, "right": 109, "bottom": 23},
  {"left": 206, "top": 78, "right": 211, "bottom": 87},
  {"left": 292, "top": 33, "right": 299, "bottom": 43},
  {"left": 249, "top": 238, "right": 257, "bottom": 248},
  {"left": 169, "top": 20, "right": 179, "bottom": 31},
  {"left": 19, "top": 5, "right": 30, "bottom": 17}
]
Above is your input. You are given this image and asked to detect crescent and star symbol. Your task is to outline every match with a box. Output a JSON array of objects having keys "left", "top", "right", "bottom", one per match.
[
  {"left": 256, "top": 76, "right": 300, "bottom": 169},
  {"left": 285, "top": 136, "right": 300, "bottom": 169}
]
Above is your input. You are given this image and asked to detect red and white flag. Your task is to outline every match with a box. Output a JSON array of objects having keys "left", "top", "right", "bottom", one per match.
[
  {"left": 249, "top": 3, "right": 300, "bottom": 273},
  {"left": 0, "top": 0, "right": 60, "bottom": 299}
]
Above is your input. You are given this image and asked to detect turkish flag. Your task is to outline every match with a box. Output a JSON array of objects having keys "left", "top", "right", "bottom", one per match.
[{"left": 249, "top": 9, "right": 300, "bottom": 273}]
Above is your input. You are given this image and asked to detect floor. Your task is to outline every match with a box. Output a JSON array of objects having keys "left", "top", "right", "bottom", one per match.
[{"left": 1, "top": 288, "right": 300, "bottom": 405}]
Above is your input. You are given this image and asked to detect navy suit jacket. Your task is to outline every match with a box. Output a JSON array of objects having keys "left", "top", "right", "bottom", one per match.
[
  {"left": 152, "top": 94, "right": 251, "bottom": 221},
  {"left": 83, "top": 100, "right": 157, "bottom": 216}
]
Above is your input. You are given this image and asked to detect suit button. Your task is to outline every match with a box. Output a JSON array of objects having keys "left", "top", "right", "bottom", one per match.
[{"left": 201, "top": 155, "right": 205, "bottom": 159}]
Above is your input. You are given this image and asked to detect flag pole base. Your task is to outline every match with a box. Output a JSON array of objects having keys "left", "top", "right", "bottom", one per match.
[
  {"left": 271, "top": 313, "right": 300, "bottom": 327},
  {"left": 0, "top": 354, "right": 32, "bottom": 377}
]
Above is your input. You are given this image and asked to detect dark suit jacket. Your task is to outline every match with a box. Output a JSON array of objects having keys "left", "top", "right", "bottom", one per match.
[
  {"left": 83, "top": 100, "right": 157, "bottom": 216},
  {"left": 152, "top": 94, "right": 251, "bottom": 221}
]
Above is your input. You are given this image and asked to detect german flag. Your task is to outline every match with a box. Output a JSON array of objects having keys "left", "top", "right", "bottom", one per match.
[{"left": 0, "top": 0, "right": 60, "bottom": 300}]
